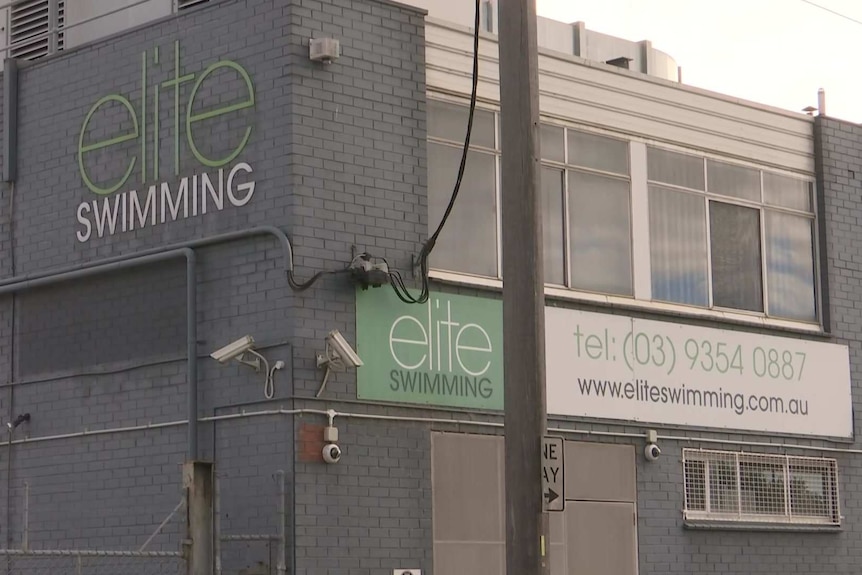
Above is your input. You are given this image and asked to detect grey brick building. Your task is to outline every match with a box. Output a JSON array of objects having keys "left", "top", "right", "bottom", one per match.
[{"left": 0, "top": 0, "right": 858, "bottom": 574}]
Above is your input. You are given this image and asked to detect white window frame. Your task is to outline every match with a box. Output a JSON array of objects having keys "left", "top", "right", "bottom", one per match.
[
  {"left": 682, "top": 448, "right": 840, "bottom": 527},
  {"left": 426, "top": 96, "right": 823, "bottom": 333},
  {"left": 645, "top": 145, "right": 817, "bottom": 320},
  {"left": 539, "top": 125, "right": 633, "bottom": 295}
]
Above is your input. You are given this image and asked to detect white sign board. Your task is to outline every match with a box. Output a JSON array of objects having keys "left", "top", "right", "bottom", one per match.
[
  {"left": 545, "top": 308, "right": 852, "bottom": 438},
  {"left": 542, "top": 436, "right": 564, "bottom": 512}
]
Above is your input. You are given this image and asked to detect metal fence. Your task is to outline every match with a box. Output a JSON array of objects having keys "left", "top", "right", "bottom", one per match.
[
  {"left": 0, "top": 482, "right": 188, "bottom": 575},
  {"left": 0, "top": 549, "right": 185, "bottom": 575}
]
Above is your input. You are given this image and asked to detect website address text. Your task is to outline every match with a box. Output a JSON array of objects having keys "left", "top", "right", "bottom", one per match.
[{"left": 577, "top": 378, "right": 808, "bottom": 416}]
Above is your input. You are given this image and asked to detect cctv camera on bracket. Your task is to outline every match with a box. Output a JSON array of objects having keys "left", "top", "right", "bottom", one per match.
[
  {"left": 210, "top": 335, "right": 256, "bottom": 366},
  {"left": 322, "top": 443, "right": 342, "bottom": 464},
  {"left": 644, "top": 443, "right": 661, "bottom": 461},
  {"left": 316, "top": 330, "right": 363, "bottom": 371},
  {"left": 315, "top": 329, "right": 363, "bottom": 397},
  {"left": 210, "top": 335, "right": 285, "bottom": 400},
  {"left": 644, "top": 429, "right": 661, "bottom": 462}
]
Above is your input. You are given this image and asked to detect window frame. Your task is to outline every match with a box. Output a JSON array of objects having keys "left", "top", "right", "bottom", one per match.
[
  {"left": 646, "top": 144, "right": 818, "bottom": 321},
  {"left": 425, "top": 96, "right": 823, "bottom": 333},
  {"left": 682, "top": 449, "right": 841, "bottom": 527},
  {"left": 427, "top": 99, "right": 501, "bottom": 279},
  {"left": 540, "top": 126, "right": 633, "bottom": 295}
]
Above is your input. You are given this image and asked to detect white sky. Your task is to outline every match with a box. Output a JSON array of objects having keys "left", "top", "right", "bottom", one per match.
[{"left": 535, "top": 0, "right": 862, "bottom": 122}]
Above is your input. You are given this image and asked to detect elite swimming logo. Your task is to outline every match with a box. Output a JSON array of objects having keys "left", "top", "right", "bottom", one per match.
[
  {"left": 75, "top": 41, "right": 256, "bottom": 243},
  {"left": 356, "top": 289, "right": 504, "bottom": 410}
]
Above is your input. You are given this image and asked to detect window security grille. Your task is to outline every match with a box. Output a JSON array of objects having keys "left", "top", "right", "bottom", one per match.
[
  {"left": 9, "top": 0, "right": 64, "bottom": 61},
  {"left": 683, "top": 449, "right": 840, "bottom": 526}
]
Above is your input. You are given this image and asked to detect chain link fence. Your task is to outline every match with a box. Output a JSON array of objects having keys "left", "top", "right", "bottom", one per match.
[
  {"left": 0, "top": 480, "right": 188, "bottom": 575},
  {"left": 0, "top": 549, "right": 185, "bottom": 575}
]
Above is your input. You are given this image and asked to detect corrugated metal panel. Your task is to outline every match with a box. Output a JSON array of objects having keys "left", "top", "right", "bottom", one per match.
[
  {"left": 9, "top": 0, "right": 64, "bottom": 61},
  {"left": 425, "top": 19, "right": 814, "bottom": 175}
]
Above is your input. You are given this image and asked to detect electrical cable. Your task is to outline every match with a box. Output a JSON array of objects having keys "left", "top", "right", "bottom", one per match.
[
  {"left": 799, "top": 0, "right": 862, "bottom": 27},
  {"left": 287, "top": 268, "right": 350, "bottom": 291},
  {"left": 287, "top": 253, "right": 369, "bottom": 292},
  {"left": 287, "top": 0, "right": 480, "bottom": 299},
  {"left": 389, "top": 0, "right": 482, "bottom": 305}
]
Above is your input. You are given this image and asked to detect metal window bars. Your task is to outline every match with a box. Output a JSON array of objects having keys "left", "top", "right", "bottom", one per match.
[{"left": 682, "top": 448, "right": 840, "bottom": 526}]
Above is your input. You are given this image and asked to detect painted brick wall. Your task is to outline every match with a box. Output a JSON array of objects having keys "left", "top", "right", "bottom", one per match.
[
  {"left": 0, "top": 1, "right": 428, "bottom": 572},
  {"left": 293, "top": 417, "right": 432, "bottom": 574},
  {"left": 282, "top": 0, "right": 427, "bottom": 399},
  {"left": 7, "top": 0, "right": 860, "bottom": 574}
]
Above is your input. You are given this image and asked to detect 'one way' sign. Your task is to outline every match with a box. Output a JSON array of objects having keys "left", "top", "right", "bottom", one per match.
[{"left": 542, "top": 436, "right": 565, "bottom": 512}]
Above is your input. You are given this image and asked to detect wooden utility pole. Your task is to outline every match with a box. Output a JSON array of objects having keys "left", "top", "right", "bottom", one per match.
[
  {"left": 498, "top": 1, "right": 550, "bottom": 575},
  {"left": 184, "top": 461, "right": 214, "bottom": 575}
]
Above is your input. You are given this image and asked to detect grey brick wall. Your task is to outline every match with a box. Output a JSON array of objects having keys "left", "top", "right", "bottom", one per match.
[
  {"left": 0, "top": 0, "right": 428, "bottom": 571},
  {"left": 282, "top": 0, "right": 427, "bottom": 399},
  {"left": 5, "top": 0, "right": 860, "bottom": 574},
  {"left": 294, "top": 417, "right": 432, "bottom": 574}
]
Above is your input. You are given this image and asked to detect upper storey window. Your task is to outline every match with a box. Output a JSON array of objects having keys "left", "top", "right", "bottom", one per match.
[
  {"left": 648, "top": 147, "right": 816, "bottom": 321},
  {"left": 427, "top": 99, "right": 819, "bottom": 325}
]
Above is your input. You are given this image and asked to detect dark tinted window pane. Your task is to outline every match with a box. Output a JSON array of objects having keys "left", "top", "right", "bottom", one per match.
[{"left": 710, "top": 202, "right": 763, "bottom": 311}]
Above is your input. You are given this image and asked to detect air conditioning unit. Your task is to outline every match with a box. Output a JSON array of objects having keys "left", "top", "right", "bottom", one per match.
[{"left": 309, "top": 38, "right": 340, "bottom": 63}]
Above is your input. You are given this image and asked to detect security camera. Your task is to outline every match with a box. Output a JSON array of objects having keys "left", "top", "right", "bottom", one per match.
[
  {"left": 322, "top": 443, "right": 342, "bottom": 464},
  {"left": 644, "top": 443, "right": 661, "bottom": 462},
  {"left": 320, "top": 330, "right": 363, "bottom": 369},
  {"left": 210, "top": 335, "right": 255, "bottom": 363}
]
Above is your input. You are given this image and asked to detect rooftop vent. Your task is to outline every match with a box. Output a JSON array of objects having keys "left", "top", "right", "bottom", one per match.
[{"left": 605, "top": 56, "right": 632, "bottom": 69}]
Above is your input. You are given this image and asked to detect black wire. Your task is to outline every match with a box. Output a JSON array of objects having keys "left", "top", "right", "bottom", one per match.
[
  {"left": 426, "top": 1, "right": 480, "bottom": 249},
  {"left": 287, "top": 268, "right": 350, "bottom": 292},
  {"left": 287, "top": 0, "right": 481, "bottom": 299},
  {"left": 392, "top": 0, "right": 481, "bottom": 304},
  {"left": 800, "top": 0, "right": 862, "bottom": 26}
]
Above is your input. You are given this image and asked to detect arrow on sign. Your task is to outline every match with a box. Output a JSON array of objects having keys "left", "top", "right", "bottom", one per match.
[{"left": 544, "top": 488, "right": 559, "bottom": 505}]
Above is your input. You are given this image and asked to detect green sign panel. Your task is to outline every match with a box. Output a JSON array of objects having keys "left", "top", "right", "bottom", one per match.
[{"left": 356, "top": 288, "right": 503, "bottom": 410}]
